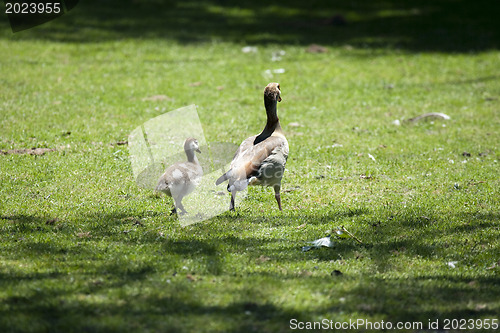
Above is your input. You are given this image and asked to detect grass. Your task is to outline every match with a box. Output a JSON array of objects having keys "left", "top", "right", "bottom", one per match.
[{"left": 1, "top": 0, "right": 499, "bottom": 332}]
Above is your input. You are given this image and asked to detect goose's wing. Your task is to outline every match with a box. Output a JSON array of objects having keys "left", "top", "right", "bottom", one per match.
[
  {"left": 249, "top": 135, "right": 288, "bottom": 186},
  {"left": 218, "top": 135, "right": 287, "bottom": 186},
  {"left": 156, "top": 170, "right": 172, "bottom": 193},
  {"left": 231, "top": 135, "right": 258, "bottom": 162},
  {"left": 156, "top": 163, "right": 178, "bottom": 192}
]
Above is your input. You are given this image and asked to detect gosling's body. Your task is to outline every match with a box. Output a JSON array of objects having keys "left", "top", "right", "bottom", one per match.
[
  {"left": 216, "top": 83, "right": 288, "bottom": 210},
  {"left": 156, "top": 138, "right": 202, "bottom": 215}
]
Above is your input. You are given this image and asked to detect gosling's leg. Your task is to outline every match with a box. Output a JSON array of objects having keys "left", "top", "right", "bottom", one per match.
[
  {"left": 177, "top": 198, "right": 188, "bottom": 215},
  {"left": 172, "top": 196, "right": 186, "bottom": 215}
]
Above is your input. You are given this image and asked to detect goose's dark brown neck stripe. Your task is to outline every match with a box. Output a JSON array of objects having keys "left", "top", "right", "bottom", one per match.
[{"left": 254, "top": 94, "right": 281, "bottom": 145}]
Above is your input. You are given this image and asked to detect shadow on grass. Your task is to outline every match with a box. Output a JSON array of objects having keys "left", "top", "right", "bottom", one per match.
[
  {"left": 2, "top": 0, "right": 499, "bottom": 52},
  {"left": 1, "top": 208, "right": 498, "bottom": 331},
  {"left": 0, "top": 288, "right": 308, "bottom": 333},
  {"left": 1, "top": 270, "right": 498, "bottom": 332},
  {"left": 4, "top": 208, "right": 498, "bottom": 263},
  {"left": 336, "top": 274, "right": 500, "bottom": 326}
]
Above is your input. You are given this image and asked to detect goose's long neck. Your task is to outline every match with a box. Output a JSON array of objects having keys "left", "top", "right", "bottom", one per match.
[
  {"left": 186, "top": 149, "right": 199, "bottom": 164},
  {"left": 254, "top": 98, "right": 281, "bottom": 144}
]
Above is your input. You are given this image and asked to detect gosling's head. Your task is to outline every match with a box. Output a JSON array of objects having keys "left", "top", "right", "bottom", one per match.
[{"left": 184, "top": 137, "right": 201, "bottom": 153}]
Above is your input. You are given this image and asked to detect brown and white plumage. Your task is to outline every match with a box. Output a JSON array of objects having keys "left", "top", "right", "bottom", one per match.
[
  {"left": 156, "top": 137, "right": 203, "bottom": 215},
  {"left": 216, "top": 82, "right": 289, "bottom": 211}
]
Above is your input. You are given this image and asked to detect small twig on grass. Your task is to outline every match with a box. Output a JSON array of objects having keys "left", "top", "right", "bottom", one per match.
[{"left": 341, "top": 225, "right": 363, "bottom": 244}]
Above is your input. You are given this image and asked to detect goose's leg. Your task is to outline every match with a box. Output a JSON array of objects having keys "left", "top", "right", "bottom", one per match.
[
  {"left": 229, "top": 191, "right": 236, "bottom": 211},
  {"left": 274, "top": 185, "right": 282, "bottom": 211},
  {"left": 177, "top": 197, "right": 188, "bottom": 215}
]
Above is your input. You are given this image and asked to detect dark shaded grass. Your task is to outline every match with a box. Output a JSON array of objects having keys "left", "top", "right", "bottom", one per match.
[
  {"left": 1, "top": 199, "right": 498, "bottom": 332},
  {"left": 2, "top": 0, "right": 499, "bottom": 52}
]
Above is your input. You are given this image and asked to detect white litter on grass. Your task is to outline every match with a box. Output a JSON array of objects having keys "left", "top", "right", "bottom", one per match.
[
  {"left": 242, "top": 46, "right": 258, "bottom": 53},
  {"left": 302, "top": 226, "right": 362, "bottom": 252},
  {"left": 409, "top": 112, "right": 451, "bottom": 122},
  {"left": 316, "top": 144, "right": 343, "bottom": 151},
  {"left": 264, "top": 68, "right": 286, "bottom": 76},
  {"left": 392, "top": 119, "right": 401, "bottom": 126},
  {"left": 329, "top": 143, "right": 344, "bottom": 148},
  {"left": 447, "top": 261, "right": 458, "bottom": 268},
  {"left": 302, "top": 236, "right": 334, "bottom": 252},
  {"left": 271, "top": 50, "right": 286, "bottom": 61},
  {"left": 368, "top": 154, "right": 376, "bottom": 162}
]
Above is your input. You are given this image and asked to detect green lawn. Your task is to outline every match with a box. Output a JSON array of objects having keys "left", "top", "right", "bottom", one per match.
[{"left": 1, "top": 1, "right": 499, "bottom": 332}]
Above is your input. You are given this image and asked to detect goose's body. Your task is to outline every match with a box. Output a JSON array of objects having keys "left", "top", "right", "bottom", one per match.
[
  {"left": 156, "top": 137, "right": 203, "bottom": 215},
  {"left": 216, "top": 83, "right": 288, "bottom": 210}
]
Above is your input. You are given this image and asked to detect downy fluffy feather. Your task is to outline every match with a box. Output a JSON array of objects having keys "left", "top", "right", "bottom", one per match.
[{"left": 156, "top": 137, "right": 203, "bottom": 215}]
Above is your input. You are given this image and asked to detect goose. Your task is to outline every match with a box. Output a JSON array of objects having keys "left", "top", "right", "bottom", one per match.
[
  {"left": 156, "top": 137, "right": 203, "bottom": 215},
  {"left": 216, "top": 82, "right": 288, "bottom": 211}
]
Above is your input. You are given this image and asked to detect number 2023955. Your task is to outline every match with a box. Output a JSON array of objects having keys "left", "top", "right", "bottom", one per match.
[{"left": 5, "top": 2, "right": 62, "bottom": 14}]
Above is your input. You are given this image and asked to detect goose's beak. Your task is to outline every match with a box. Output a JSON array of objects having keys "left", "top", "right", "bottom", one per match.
[
  {"left": 196, "top": 148, "right": 202, "bottom": 153},
  {"left": 278, "top": 95, "right": 282, "bottom": 102}
]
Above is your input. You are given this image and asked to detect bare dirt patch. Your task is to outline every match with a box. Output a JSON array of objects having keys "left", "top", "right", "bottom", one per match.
[{"left": 0, "top": 148, "right": 56, "bottom": 156}]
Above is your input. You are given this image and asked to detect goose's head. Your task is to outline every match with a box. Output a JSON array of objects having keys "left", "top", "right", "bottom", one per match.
[
  {"left": 185, "top": 137, "right": 201, "bottom": 154},
  {"left": 264, "top": 82, "right": 282, "bottom": 103}
]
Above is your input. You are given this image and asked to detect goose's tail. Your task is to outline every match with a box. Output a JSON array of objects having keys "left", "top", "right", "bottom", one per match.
[{"left": 215, "top": 170, "right": 231, "bottom": 185}]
